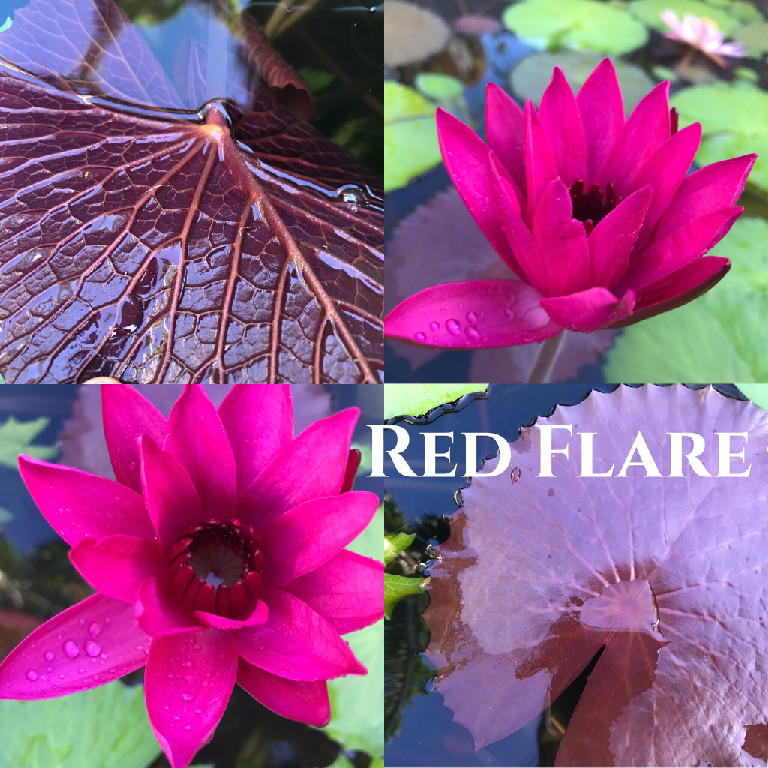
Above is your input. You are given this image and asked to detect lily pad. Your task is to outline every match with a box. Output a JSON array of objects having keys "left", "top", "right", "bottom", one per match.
[
  {"left": 737, "top": 384, "right": 768, "bottom": 411},
  {"left": 673, "top": 83, "right": 768, "bottom": 193},
  {"left": 0, "top": 681, "right": 160, "bottom": 768},
  {"left": 0, "top": 416, "right": 56, "bottom": 469},
  {"left": 502, "top": 0, "right": 647, "bottom": 56},
  {"left": 384, "top": 81, "right": 441, "bottom": 192},
  {"left": 628, "top": 0, "right": 760, "bottom": 34},
  {"left": 383, "top": 383, "right": 488, "bottom": 420},
  {"left": 509, "top": 51, "right": 655, "bottom": 113},
  {"left": 732, "top": 22, "right": 768, "bottom": 55},
  {"left": 414, "top": 72, "right": 464, "bottom": 102},
  {"left": 605, "top": 217, "right": 768, "bottom": 381}
]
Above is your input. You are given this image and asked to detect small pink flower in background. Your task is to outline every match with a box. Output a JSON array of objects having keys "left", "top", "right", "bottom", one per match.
[
  {"left": 384, "top": 59, "right": 756, "bottom": 349},
  {"left": 661, "top": 9, "right": 747, "bottom": 66},
  {"left": 0, "top": 385, "right": 382, "bottom": 768}
]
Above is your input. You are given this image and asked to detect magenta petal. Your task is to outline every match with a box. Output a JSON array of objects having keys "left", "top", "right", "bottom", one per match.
[
  {"left": 217, "top": 385, "right": 293, "bottom": 494},
  {"left": 139, "top": 436, "right": 204, "bottom": 550},
  {"left": 70, "top": 536, "right": 164, "bottom": 603},
  {"left": 436, "top": 108, "right": 523, "bottom": 266},
  {"left": 532, "top": 179, "right": 591, "bottom": 296},
  {"left": 0, "top": 594, "right": 148, "bottom": 699},
  {"left": 384, "top": 281, "right": 561, "bottom": 349},
  {"left": 262, "top": 491, "right": 379, "bottom": 585},
  {"left": 237, "top": 661, "right": 331, "bottom": 726},
  {"left": 577, "top": 59, "right": 625, "bottom": 180},
  {"left": 288, "top": 550, "right": 384, "bottom": 634},
  {"left": 145, "top": 629, "right": 238, "bottom": 768},
  {"left": 524, "top": 101, "right": 558, "bottom": 221},
  {"left": 195, "top": 601, "right": 268, "bottom": 630},
  {"left": 101, "top": 385, "right": 167, "bottom": 493},
  {"left": 540, "top": 287, "right": 635, "bottom": 332},
  {"left": 653, "top": 154, "right": 757, "bottom": 241},
  {"left": 237, "top": 408, "right": 359, "bottom": 531},
  {"left": 596, "top": 81, "right": 671, "bottom": 193},
  {"left": 134, "top": 578, "right": 202, "bottom": 638},
  {"left": 165, "top": 385, "right": 236, "bottom": 514},
  {"left": 588, "top": 185, "right": 653, "bottom": 288},
  {"left": 232, "top": 589, "right": 366, "bottom": 681},
  {"left": 538, "top": 67, "right": 587, "bottom": 187},
  {"left": 485, "top": 82, "right": 526, "bottom": 193},
  {"left": 18, "top": 456, "right": 154, "bottom": 547}
]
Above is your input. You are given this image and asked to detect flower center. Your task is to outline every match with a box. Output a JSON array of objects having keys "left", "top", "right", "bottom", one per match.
[
  {"left": 167, "top": 521, "right": 264, "bottom": 618},
  {"left": 568, "top": 180, "right": 620, "bottom": 234}
]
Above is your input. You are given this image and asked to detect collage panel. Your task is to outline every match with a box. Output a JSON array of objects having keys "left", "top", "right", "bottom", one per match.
[
  {"left": 0, "top": 382, "right": 384, "bottom": 767},
  {"left": 384, "top": 0, "right": 766, "bottom": 384},
  {"left": 383, "top": 383, "right": 768, "bottom": 767}
]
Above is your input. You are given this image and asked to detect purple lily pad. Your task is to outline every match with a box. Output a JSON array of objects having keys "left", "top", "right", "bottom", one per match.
[{"left": 427, "top": 385, "right": 768, "bottom": 765}]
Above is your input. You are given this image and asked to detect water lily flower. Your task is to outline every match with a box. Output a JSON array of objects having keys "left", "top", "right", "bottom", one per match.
[
  {"left": 661, "top": 10, "right": 747, "bottom": 67},
  {"left": 0, "top": 385, "right": 382, "bottom": 768},
  {"left": 384, "top": 59, "right": 756, "bottom": 350}
]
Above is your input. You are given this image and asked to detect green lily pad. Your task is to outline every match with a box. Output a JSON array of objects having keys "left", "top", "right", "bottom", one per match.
[
  {"left": 384, "top": 81, "right": 441, "bottom": 192},
  {"left": 383, "top": 383, "right": 488, "bottom": 420},
  {"left": 0, "top": 681, "right": 160, "bottom": 768},
  {"left": 605, "top": 217, "right": 768, "bottom": 381},
  {"left": 502, "top": 0, "right": 648, "bottom": 55},
  {"left": 510, "top": 51, "right": 655, "bottom": 112},
  {"left": 628, "top": 0, "right": 759, "bottom": 35},
  {"left": 0, "top": 17, "right": 11, "bottom": 33},
  {"left": 0, "top": 416, "right": 56, "bottom": 469},
  {"left": 384, "top": 532, "right": 415, "bottom": 566},
  {"left": 384, "top": 573, "right": 428, "bottom": 619},
  {"left": 733, "top": 22, "right": 768, "bottom": 55},
  {"left": 673, "top": 83, "right": 768, "bottom": 193},
  {"left": 414, "top": 72, "right": 464, "bottom": 102},
  {"left": 736, "top": 384, "right": 768, "bottom": 411}
]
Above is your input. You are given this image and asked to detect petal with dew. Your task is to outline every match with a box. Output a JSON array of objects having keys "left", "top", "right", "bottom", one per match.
[
  {"left": 524, "top": 101, "right": 558, "bottom": 221},
  {"left": 218, "top": 385, "right": 293, "bottom": 494},
  {"left": 70, "top": 535, "right": 164, "bottom": 603},
  {"left": 101, "top": 385, "right": 167, "bottom": 493},
  {"left": 237, "top": 409, "right": 358, "bottom": 531},
  {"left": 384, "top": 281, "right": 561, "bottom": 349},
  {"left": 233, "top": 589, "right": 366, "bottom": 681},
  {"left": 540, "top": 287, "right": 635, "bottom": 332},
  {"left": 262, "top": 491, "right": 379, "bottom": 585},
  {"left": 165, "top": 385, "right": 236, "bottom": 515},
  {"left": 145, "top": 629, "right": 238, "bottom": 768},
  {"left": 0, "top": 594, "right": 148, "bottom": 700},
  {"left": 18, "top": 456, "right": 154, "bottom": 547},
  {"left": 485, "top": 82, "right": 526, "bottom": 194},
  {"left": 288, "top": 550, "right": 384, "bottom": 634},
  {"left": 195, "top": 601, "right": 268, "bottom": 630},
  {"left": 238, "top": 661, "right": 331, "bottom": 726}
]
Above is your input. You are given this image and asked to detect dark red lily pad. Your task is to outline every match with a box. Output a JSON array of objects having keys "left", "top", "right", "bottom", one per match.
[
  {"left": 0, "top": 0, "right": 383, "bottom": 383},
  {"left": 427, "top": 385, "right": 768, "bottom": 765}
]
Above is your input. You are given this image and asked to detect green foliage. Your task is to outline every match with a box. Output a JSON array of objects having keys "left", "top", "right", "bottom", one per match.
[
  {"left": 384, "top": 81, "right": 441, "bottom": 192},
  {"left": 383, "top": 383, "right": 488, "bottom": 420},
  {"left": 502, "top": 0, "right": 647, "bottom": 55},
  {"left": 0, "top": 417, "right": 56, "bottom": 469},
  {"left": 384, "top": 573, "right": 427, "bottom": 620},
  {"left": 0, "top": 17, "right": 10, "bottom": 33},
  {"left": 414, "top": 72, "right": 463, "bottom": 101},
  {"left": 628, "top": 0, "right": 760, "bottom": 35},
  {"left": 673, "top": 82, "right": 768, "bottom": 193},
  {"left": 384, "top": 533, "right": 415, "bottom": 566},
  {"left": 737, "top": 384, "right": 768, "bottom": 411},
  {"left": 605, "top": 218, "right": 768, "bottom": 381},
  {"left": 0, "top": 682, "right": 160, "bottom": 768}
]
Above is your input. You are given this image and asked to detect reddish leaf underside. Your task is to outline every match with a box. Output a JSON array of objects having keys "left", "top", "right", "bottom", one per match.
[
  {"left": 426, "top": 385, "right": 768, "bottom": 766},
  {"left": 0, "top": 0, "right": 383, "bottom": 383}
]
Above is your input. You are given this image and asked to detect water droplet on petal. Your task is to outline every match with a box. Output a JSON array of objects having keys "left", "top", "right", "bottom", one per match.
[
  {"left": 181, "top": 692, "right": 194, "bottom": 702},
  {"left": 25, "top": 669, "right": 38, "bottom": 681},
  {"left": 85, "top": 640, "right": 101, "bottom": 657},
  {"left": 63, "top": 640, "right": 80, "bottom": 658},
  {"left": 466, "top": 311, "right": 478, "bottom": 324},
  {"left": 44, "top": 651, "right": 54, "bottom": 661},
  {"left": 465, "top": 326, "right": 481, "bottom": 341},
  {"left": 525, "top": 306, "right": 550, "bottom": 329},
  {"left": 446, "top": 318, "right": 461, "bottom": 336},
  {"left": 414, "top": 331, "right": 427, "bottom": 342},
  {"left": 429, "top": 321, "right": 440, "bottom": 331},
  {"left": 88, "top": 622, "right": 101, "bottom": 638}
]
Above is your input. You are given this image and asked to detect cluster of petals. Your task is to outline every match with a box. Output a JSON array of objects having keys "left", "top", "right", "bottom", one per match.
[
  {"left": 384, "top": 59, "right": 756, "bottom": 350},
  {"left": 661, "top": 9, "right": 747, "bottom": 66},
  {"left": 0, "top": 385, "right": 382, "bottom": 768}
]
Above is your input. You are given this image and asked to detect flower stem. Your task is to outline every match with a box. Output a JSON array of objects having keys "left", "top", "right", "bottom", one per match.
[{"left": 526, "top": 332, "right": 566, "bottom": 383}]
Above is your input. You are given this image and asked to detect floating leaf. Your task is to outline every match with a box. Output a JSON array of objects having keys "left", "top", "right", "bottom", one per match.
[
  {"left": 502, "top": 0, "right": 647, "bottom": 55},
  {"left": 0, "top": 681, "right": 160, "bottom": 768},
  {"left": 0, "top": 0, "right": 383, "bottom": 383},
  {"left": 628, "top": 0, "right": 759, "bottom": 35},
  {"left": 673, "top": 82, "right": 768, "bottom": 193},
  {"left": 0, "top": 416, "right": 56, "bottom": 469},
  {"left": 427, "top": 385, "right": 768, "bottom": 764},
  {"left": 384, "top": 81, "right": 441, "bottom": 192},
  {"left": 384, "top": 532, "right": 415, "bottom": 565},
  {"left": 384, "top": 1, "right": 450, "bottom": 68},
  {"left": 384, "top": 383, "right": 487, "bottom": 420},
  {"left": 414, "top": 72, "right": 464, "bottom": 102},
  {"left": 733, "top": 22, "right": 768, "bottom": 55},
  {"left": 605, "top": 217, "right": 768, "bottom": 381},
  {"left": 737, "top": 384, "right": 768, "bottom": 411}
]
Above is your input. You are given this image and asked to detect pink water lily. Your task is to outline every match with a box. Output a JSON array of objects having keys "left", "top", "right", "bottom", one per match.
[
  {"left": 384, "top": 59, "right": 756, "bottom": 349},
  {"left": 661, "top": 10, "right": 747, "bottom": 67},
  {"left": 0, "top": 385, "right": 382, "bottom": 768}
]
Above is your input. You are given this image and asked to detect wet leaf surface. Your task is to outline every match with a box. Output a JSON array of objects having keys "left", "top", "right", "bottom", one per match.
[
  {"left": 427, "top": 385, "right": 768, "bottom": 765},
  {"left": 0, "top": 0, "right": 383, "bottom": 383}
]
